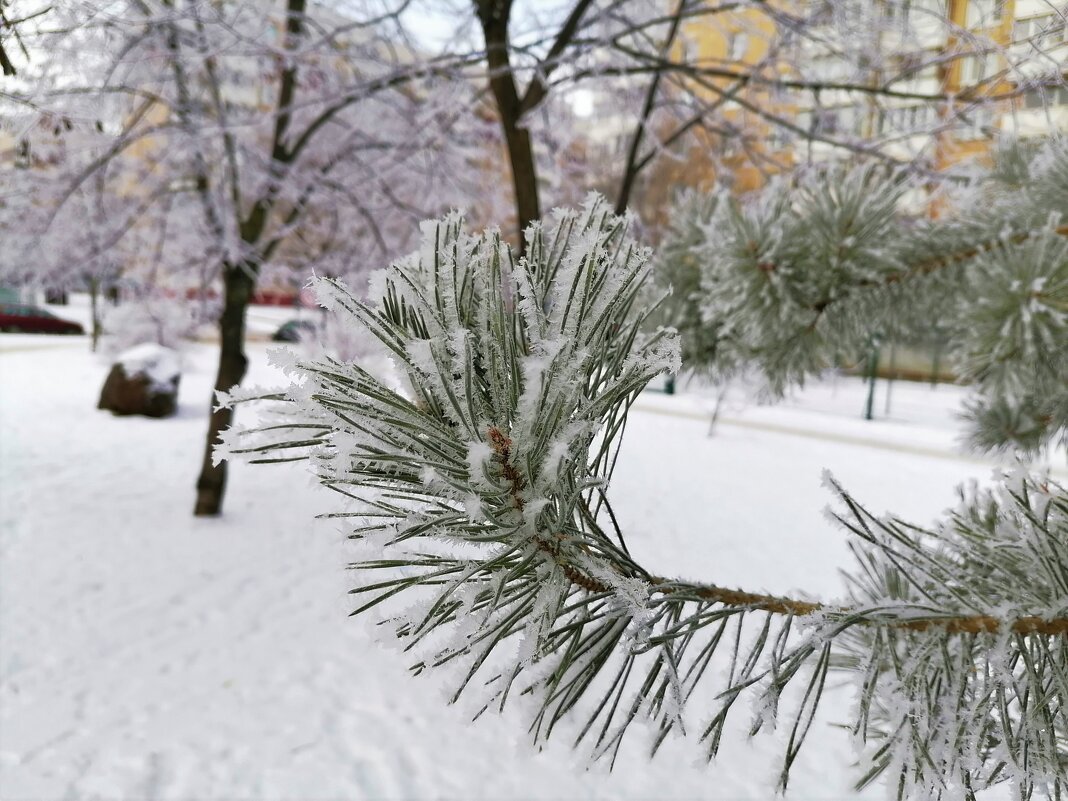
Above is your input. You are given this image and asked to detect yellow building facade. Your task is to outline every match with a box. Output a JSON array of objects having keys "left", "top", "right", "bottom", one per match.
[{"left": 668, "top": 0, "right": 1063, "bottom": 195}]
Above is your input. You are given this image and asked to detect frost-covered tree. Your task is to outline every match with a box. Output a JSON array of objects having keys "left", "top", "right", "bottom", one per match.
[
  {"left": 4, "top": 0, "right": 1053, "bottom": 519},
  {"left": 657, "top": 140, "right": 1068, "bottom": 456},
  {"left": 221, "top": 177, "right": 1068, "bottom": 798},
  {"left": 0, "top": 0, "right": 483, "bottom": 514}
]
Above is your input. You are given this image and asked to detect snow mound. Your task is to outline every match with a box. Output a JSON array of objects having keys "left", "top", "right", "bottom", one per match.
[{"left": 117, "top": 343, "right": 181, "bottom": 390}]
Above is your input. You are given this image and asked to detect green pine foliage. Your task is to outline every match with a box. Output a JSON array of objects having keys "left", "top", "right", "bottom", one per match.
[
  {"left": 658, "top": 142, "right": 1068, "bottom": 453},
  {"left": 648, "top": 188, "right": 726, "bottom": 375},
  {"left": 221, "top": 179, "right": 1068, "bottom": 799}
]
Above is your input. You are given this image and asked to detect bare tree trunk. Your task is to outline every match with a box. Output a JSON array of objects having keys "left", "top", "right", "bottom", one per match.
[
  {"left": 707, "top": 380, "right": 730, "bottom": 437},
  {"left": 499, "top": 111, "right": 539, "bottom": 247},
  {"left": 193, "top": 265, "right": 253, "bottom": 515},
  {"left": 189, "top": 0, "right": 305, "bottom": 516},
  {"left": 477, "top": 1, "right": 539, "bottom": 247},
  {"left": 88, "top": 276, "right": 101, "bottom": 351}
]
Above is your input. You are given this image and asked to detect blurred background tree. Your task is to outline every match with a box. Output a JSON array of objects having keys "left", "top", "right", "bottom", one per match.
[{"left": 0, "top": 0, "right": 1063, "bottom": 514}]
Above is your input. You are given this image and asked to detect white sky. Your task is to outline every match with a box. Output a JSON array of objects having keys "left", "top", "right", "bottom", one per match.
[{"left": 397, "top": 0, "right": 578, "bottom": 53}]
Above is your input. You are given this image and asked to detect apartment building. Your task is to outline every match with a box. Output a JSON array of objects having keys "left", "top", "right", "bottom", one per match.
[{"left": 659, "top": 0, "right": 1066, "bottom": 194}]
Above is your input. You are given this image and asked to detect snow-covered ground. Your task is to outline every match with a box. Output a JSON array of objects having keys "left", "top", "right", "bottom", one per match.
[{"left": 2, "top": 335, "right": 1063, "bottom": 800}]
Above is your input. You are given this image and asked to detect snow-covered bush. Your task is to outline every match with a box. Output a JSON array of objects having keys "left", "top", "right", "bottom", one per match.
[
  {"left": 101, "top": 296, "right": 214, "bottom": 356},
  {"left": 223, "top": 192, "right": 1068, "bottom": 798}
]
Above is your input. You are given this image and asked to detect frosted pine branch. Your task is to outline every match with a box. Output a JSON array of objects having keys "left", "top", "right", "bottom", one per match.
[
  {"left": 658, "top": 141, "right": 1068, "bottom": 454},
  {"left": 223, "top": 194, "right": 1068, "bottom": 798}
]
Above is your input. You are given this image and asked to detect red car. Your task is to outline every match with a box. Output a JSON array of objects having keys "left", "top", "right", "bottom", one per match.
[{"left": 0, "top": 303, "right": 85, "bottom": 335}]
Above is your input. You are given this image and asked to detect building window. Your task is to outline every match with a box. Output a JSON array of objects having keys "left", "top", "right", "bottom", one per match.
[
  {"left": 884, "top": 0, "right": 911, "bottom": 24},
  {"left": 1014, "top": 15, "right": 1035, "bottom": 42},
  {"left": 1025, "top": 87, "right": 1048, "bottom": 109},
  {"left": 911, "top": 0, "right": 946, "bottom": 15},
  {"left": 728, "top": 31, "right": 749, "bottom": 62},
  {"left": 767, "top": 128, "right": 789, "bottom": 150},
  {"left": 918, "top": 63, "right": 939, "bottom": 83},
  {"left": 877, "top": 104, "right": 937, "bottom": 135},
  {"left": 966, "top": 0, "right": 1001, "bottom": 29},
  {"left": 14, "top": 138, "right": 30, "bottom": 169},
  {"left": 959, "top": 53, "right": 988, "bottom": 84},
  {"left": 957, "top": 105, "right": 997, "bottom": 140},
  {"left": 1022, "top": 84, "right": 1068, "bottom": 109},
  {"left": 1043, "top": 16, "right": 1066, "bottom": 47},
  {"left": 811, "top": 53, "right": 849, "bottom": 81},
  {"left": 1015, "top": 14, "right": 1067, "bottom": 50},
  {"left": 814, "top": 109, "right": 839, "bottom": 135}
]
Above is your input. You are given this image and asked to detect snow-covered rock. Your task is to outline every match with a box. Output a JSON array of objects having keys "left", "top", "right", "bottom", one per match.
[{"left": 97, "top": 343, "right": 181, "bottom": 418}]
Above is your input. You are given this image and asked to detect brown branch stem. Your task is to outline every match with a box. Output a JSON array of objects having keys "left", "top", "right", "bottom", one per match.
[
  {"left": 648, "top": 581, "right": 1068, "bottom": 636},
  {"left": 892, "top": 222, "right": 1068, "bottom": 283},
  {"left": 484, "top": 425, "right": 1068, "bottom": 638}
]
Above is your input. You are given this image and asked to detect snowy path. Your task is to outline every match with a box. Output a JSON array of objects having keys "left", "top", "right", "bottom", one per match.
[
  {"left": 1, "top": 338, "right": 1045, "bottom": 799},
  {"left": 634, "top": 400, "right": 994, "bottom": 465}
]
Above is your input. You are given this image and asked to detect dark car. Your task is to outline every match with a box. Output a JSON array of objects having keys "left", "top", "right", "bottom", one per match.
[
  {"left": 0, "top": 303, "right": 85, "bottom": 335},
  {"left": 271, "top": 319, "right": 318, "bottom": 343}
]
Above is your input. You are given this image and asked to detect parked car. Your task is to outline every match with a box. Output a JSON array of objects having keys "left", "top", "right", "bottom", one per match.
[
  {"left": 271, "top": 319, "right": 318, "bottom": 343},
  {"left": 0, "top": 303, "right": 85, "bottom": 335}
]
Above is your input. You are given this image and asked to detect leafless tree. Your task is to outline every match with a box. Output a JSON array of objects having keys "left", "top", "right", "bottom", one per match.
[{"left": 2, "top": 0, "right": 1060, "bottom": 517}]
